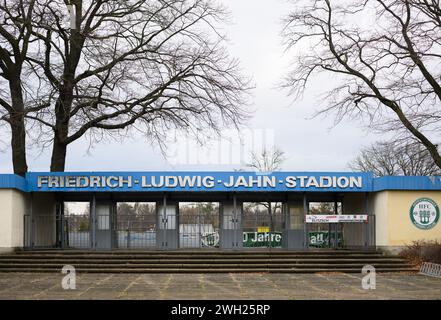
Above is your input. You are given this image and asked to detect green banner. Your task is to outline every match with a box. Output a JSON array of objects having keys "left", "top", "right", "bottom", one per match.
[
  {"left": 308, "top": 231, "right": 342, "bottom": 248},
  {"left": 243, "top": 232, "right": 282, "bottom": 247}
]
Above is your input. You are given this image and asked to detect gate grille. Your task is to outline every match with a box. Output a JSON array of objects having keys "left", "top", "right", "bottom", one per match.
[
  {"left": 65, "top": 214, "right": 91, "bottom": 249},
  {"left": 307, "top": 214, "right": 376, "bottom": 249},
  {"left": 115, "top": 202, "right": 157, "bottom": 248},
  {"left": 242, "top": 205, "right": 285, "bottom": 248},
  {"left": 179, "top": 214, "right": 220, "bottom": 248},
  {"left": 115, "top": 214, "right": 156, "bottom": 248}
]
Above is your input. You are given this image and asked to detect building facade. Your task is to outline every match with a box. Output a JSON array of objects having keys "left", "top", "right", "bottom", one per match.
[{"left": 0, "top": 171, "right": 440, "bottom": 253}]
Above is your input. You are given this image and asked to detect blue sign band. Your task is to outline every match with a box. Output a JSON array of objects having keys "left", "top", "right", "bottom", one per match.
[
  {"left": 1, "top": 172, "right": 440, "bottom": 193},
  {"left": 25, "top": 171, "right": 373, "bottom": 192}
]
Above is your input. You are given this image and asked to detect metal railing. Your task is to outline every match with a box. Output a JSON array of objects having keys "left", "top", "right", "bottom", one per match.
[
  {"left": 179, "top": 214, "right": 219, "bottom": 248},
  {"left": 23, "top": 214, "right": 58, "bottom": 249},
  {"left": 242, "top": 212, "right": 285, "bottom": 248},
  {"left": 23, "top": 210, "right": 377, "bottom": 251},
  {"left": 64, "top": 214, "right": 91, "bottom": 249},
  {"left": 115, "top": 214, "right": 156, "bottom": 248},
  {"left": 306, "top": 214, "right": 376, "bottom": 249}
]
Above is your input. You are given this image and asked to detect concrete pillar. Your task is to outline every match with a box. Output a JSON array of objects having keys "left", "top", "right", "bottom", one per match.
[
  {"left": 31, "top": 193, "right": 57, "bottom": 248},
  {"left": 0, "top": 189, "right": 27, "bottom": 252}
]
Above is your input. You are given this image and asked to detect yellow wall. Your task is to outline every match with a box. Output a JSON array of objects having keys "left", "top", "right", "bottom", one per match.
[
  {"left": 372, "top": 191, "right": 389, "bottom": 246},
  {"left": 0, "top": 190, "right": 56, "bottom": 251},
  {"left": 387, "top": 191, "right": 441, "bottom": 246}
]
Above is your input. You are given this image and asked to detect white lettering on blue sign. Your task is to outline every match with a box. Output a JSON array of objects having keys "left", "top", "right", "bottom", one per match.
[
  {"left": 284, "top": 176, "right": 361, "bottom": 188},
  {"left": 35, "top": 174, "right": 364, "bottom": 191}
]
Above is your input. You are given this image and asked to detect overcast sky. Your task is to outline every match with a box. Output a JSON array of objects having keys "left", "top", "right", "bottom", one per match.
[{"left": 0, "top": 0, "right": 383, "bottom": 174}]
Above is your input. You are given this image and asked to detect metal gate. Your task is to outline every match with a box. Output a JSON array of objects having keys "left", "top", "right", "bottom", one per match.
[
  {"left": 340, "top": 215, "right": 376, "bottom": 249},
  {"left": 157, "top": 201, "right": 179, "bottom": 249},
  {"left": 24, "top": 201, "right": 92, "bottom": 249},
  {"left": 23, "top": 213, "right": 59, "bottom": 248},
  {"left": 64, "top": 202, "right": 91, "bottom": 249},
  {"left": 307, "top": 222, "right": 341, "bottom": 248},
  {"left": 242, "top": 203, "right": 285, "bottom": 249},
  {"left": 179, "top": 213, "right": 220, "bottom": 248},
  {"left": 220, "top": 200, "right": 242, "bottom": 249},
  {"left": 115, "top": 203, "right": 157, "bottom": 248},
  {"left": 307, "top": 215, "right": 376, "bottom": 249},
  {"left": 94, "top": 202, "right": 112, "bottom": 249}
]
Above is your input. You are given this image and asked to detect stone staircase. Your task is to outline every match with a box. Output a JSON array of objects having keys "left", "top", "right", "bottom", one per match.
[{"left": 0, "top": 250, "right": 416, "bottom": 273}]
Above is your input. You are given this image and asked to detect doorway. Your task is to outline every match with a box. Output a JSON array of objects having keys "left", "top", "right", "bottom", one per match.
[
  {"left": 63, "top": 201, "right": 91, "bottom": 248},
  {"left": 115, "top": 202, "right": 156, "bottom": 248},
  {"left": 308, "top": 201, "right": 342, "bottom": 248},
  {"left": 242, "top": 202, "right": 284, "bottom": 248},
  {"left": 178, "top": 202, "right": 220, "bottom": 248}
]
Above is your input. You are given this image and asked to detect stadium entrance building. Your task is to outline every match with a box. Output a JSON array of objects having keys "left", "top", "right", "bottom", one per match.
[{"left": 1, "top": 171, "right": 440, "bottom": 253}]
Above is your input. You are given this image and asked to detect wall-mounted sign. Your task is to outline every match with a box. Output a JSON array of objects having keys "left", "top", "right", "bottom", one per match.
[
  {"left": 25, "top": 172, "right": 372, "bottom": 193},
  {"left": 308, "top": 231, "right": 342, "bottom": 248},
  {"left": 243, "top": 232, "right": 282, "bottom": 247},
  {"left": 305, "top": 215, "right": 368, "bottom": 223},
  {"left": 201, "top": 232, "right": 219, "bottom": 247},
  {"left": 410, "top": 198, "right": 440, "bottom": 230}
]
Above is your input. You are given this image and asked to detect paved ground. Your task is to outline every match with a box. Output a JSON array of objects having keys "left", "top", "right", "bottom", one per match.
[{"left": 0, "top": 272, "right": 439, "bottom": 300}]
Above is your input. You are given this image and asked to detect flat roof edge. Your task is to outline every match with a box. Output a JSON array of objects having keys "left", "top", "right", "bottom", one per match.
[
  {"left": 0, "top": 174, "right": 27, "bottom": 192},
  {"left": 0, "top": 172, "right": 440, "bottom": 193},
  {"left": 373, "top": 176, "right": 441, "bottom": 191}
]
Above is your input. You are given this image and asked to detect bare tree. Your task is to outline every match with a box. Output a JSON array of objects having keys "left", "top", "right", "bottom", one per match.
[
  {"left": 246, "top": 146, "right": 285, "bottom": 235},
  {"left": 20, "top": 0, "right": 251, "bottom": 171},
  {"left": 282, "top": 0, "right": 441, "bottom": 169},
  {"left": 0, "top": 0, "right": 51, "bottom": 175},
  {"left": 349, "top": 139, "right": 441, "bottom": 176},
  {"left": 247, "top": 146, "right": 285, "bottom": 173}
]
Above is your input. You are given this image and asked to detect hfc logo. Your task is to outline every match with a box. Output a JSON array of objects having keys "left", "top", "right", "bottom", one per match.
[{"left": 410, "top": 198, "right": 440, "bottom": 230}]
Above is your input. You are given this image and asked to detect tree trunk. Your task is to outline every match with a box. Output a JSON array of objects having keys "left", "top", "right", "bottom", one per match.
[
  {"left": 50, "top": 95, "right": 71, "bottom": 172},
  {"left": 50, "top": 137, "right": 67, "bottom": 172},
  {"left": 9, "top": 76, "right": 28, "bottom": 176},
  {"left": 49, "top": 19, "right": 84, "bottom": 172}
]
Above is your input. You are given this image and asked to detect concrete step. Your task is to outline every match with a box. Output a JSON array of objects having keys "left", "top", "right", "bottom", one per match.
[
  {"left": 2, "top": 254, "right": 391, "bottom": 260},
  {"left": 0, "top": 251, "right": 399, "bottom": 257},
  {"left": 0, "top": 267, "right": 418, "bottom": 273},
  {"left": 0, "top": 258, "right": 408, "bottom": 264},
  {"left": 15, "top": 249, "right": 381, "bottom": 254},
  {"left": 0, "top": 250, "right": 413, "bottom": 274},
  {"left": 0, "top": 262, "right": 413, "bottom": 268}
]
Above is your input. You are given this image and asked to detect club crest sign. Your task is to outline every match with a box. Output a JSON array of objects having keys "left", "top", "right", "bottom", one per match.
[{"left": 410, "top": 198, "right": 440, "bottom": 230}]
